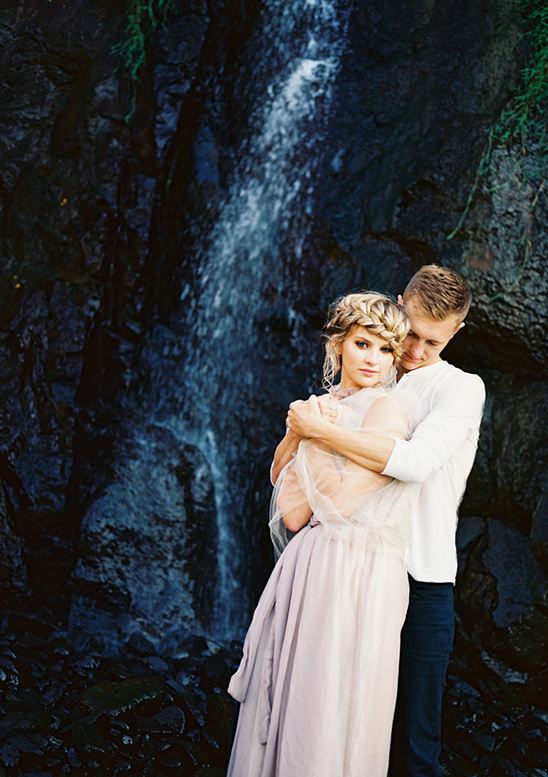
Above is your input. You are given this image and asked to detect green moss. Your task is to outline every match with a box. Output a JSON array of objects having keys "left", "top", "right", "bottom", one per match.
[
  {"left": 449, "top": 0, "right": 548, "bottom": 246},
  {"left": 114, "top": 0, "right": 174, "bottom": 84},
  {"left": 488, "top": 0, "right": 548, "bottom": 167}
]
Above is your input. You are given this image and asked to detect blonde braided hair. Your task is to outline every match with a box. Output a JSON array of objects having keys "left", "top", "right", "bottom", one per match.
[{"left": 323, "top": 292, "right": 409, "bottom": 389}]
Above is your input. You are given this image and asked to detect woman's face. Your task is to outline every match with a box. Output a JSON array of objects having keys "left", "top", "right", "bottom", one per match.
[{"left": 338, "top": 326, "right": 395, "bottom": 390}]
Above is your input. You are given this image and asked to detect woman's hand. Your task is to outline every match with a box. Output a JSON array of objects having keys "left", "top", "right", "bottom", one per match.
[{"left": 317, "top": 393, "right": 339, "bottom": 423}]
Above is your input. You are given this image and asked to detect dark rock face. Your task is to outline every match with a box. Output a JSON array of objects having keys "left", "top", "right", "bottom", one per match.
[
  {"left": 70, "top": 424, "right": 218, "bottom": 649},
  {"left": 0, "top": 0, "right": 211, "bottom": 619},
  {"left": 0, "top": 0, "right": 546, "bottom": 730}
]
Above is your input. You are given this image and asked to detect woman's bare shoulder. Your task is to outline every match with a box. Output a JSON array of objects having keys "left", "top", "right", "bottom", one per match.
[{"left": 361, "top": 392, "right": 409, "bottom": 435}]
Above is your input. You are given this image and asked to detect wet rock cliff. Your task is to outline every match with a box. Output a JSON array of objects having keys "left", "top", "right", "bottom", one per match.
[{"left": 0, "top": 0, "right": 546, "bottom": 747}]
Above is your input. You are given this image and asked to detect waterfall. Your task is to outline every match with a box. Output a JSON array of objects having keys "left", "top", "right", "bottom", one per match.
[
  {"left": 181, "top": 0, "right": 349, "bottom": 640},
  {"left": 71, "top": 0, "right": 349, "bottom": 650},
  {"left": 163, "top": 0, "right": 349, "bottom": 640}
]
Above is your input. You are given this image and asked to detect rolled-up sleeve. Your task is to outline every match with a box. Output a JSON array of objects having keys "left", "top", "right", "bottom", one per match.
[{"left": 383, "top": 374, "right": 485, "bottom": 483}]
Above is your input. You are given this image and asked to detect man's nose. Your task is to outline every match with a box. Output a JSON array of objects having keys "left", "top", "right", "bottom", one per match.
[{"left": 410, "top": 340, "right": 424, "bottom": 358}]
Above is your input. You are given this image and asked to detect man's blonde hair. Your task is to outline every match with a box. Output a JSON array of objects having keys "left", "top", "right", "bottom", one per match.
[{"left": 404, "top": 265, "right": 471, "bottom": 322}]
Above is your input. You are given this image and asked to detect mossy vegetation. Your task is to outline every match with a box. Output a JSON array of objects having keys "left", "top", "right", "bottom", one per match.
[
  {"left": 491, "top": 0, "right": 548, "bottom": 160},
  {"left": 114, "top": 0, "right": 174, "bottom": 84},
  {"left": 448, "top": 0, "right": 548, "bottom": 295}
]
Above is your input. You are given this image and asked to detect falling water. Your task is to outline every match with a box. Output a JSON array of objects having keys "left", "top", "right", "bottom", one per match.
[
  {"left": 166, "top": 0, "right": 350, "bottom": 640},
  {"left": 169, "top": 0, "right": 346, "bottom": 636},
  {"left": 71, "top": 0, "right": 350, "bottom": 649}
]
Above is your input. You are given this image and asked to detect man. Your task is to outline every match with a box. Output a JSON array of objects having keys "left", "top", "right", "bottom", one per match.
[{"left": 274, "top": 265, "right": 485, "bottom": 777}]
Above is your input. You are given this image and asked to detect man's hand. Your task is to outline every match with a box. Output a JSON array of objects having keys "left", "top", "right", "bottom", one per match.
[{"left": 286, "top": 394, "right": 336, "bottom": 438}]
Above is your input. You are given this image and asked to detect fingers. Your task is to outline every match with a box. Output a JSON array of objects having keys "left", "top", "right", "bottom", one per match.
[
  {"left": 319, "top": 405, "right": 338, "bottom": 421},
  {"left": 317, "top": 393, "right": 339, "bottom": 421}
]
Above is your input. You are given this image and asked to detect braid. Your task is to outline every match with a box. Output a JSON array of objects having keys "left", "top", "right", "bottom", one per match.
[{"left": 323, "top": 292, "right": 409, "bottom": 389}]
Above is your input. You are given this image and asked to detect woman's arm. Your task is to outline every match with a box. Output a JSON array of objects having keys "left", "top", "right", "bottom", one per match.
[
  {"left": 271, "top": 428, "right": 302, "bottom": 486},
  {"left": 297, "top": 396, "right": 409, "bottom": 519},
  {"left": 277, "top": 464, "right": 313, "bottom": 532},
  {"left": 271, "top": 394, "right": 339, "bottom": 484}
]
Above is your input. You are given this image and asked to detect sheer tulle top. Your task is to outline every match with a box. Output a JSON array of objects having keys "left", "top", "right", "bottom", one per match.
[{"left": 269, "top": 386, "right": 420, "bottom": 558}]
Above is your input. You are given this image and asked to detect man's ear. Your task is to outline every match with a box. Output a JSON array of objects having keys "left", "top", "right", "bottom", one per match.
[
  {"left": 397, "top": 294, "right": 404, "bottom": 307},
  {"left": 453, "top": 321, "right": 465, "bottom": 337}
]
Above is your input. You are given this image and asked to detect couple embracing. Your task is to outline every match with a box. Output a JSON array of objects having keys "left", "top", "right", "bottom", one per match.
[{"left": 227, "top": 265, "right": 485, "bottom": 777}]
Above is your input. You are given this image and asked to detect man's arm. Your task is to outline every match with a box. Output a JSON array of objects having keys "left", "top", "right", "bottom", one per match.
[
  {"left": 286, "top": 396, "right": 398, "bottom": 473},
  {"left": 287, "top": 376, "right": 486, "bottom": 483},
  {"left": 383, "top": 376, "right": 485, "bottom": 482}
]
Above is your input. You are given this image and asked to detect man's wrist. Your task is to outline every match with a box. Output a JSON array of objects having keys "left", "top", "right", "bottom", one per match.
[{"left": 306, "top": 417, "right": 331, "bottom": 441}]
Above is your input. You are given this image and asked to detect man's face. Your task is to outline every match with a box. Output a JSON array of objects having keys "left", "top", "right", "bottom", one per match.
[{"left": 398, "top": 297, "right": 464, "bottom": 373}]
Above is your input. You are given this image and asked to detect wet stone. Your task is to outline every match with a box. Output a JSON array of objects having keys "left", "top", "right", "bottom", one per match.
[
  {"left": 0, "top": 743, "right": 19, "bottom": 766},
  {"left": 71, "top": 720, "right": 112, "bottom": 757},
  {"left": 66, "top": 747, "right": 82, "bottom": 767},
  {"left": 154, "top": 703, "right": 186, "bottom": 734},
  {"left": 137, "top": 734, "right": 157, "bottom": 759},
  {"left": 124, "top": 632, "right": 157, "bottom": 657},
  {"left": 50, "top": 638, "right": 74, "bottom": 657},
  {"left": 455, "top": 740, "right": 481, "bottom": 759},
  {"left": 142, "top": 762, "right": 169, "bottom": 777},
  {"left": 43, "top": 680, "right": 65, "bottom": 705},
  {"left": 0, "top": 657, "right": 18, "bottom": 686},
  {"left": 17, "top": 773, "right": 53, "bottom": 777},
  {"left": 11, "top": 731, "right": 48, "bottom": 755},
  {"left": 113, "top": 759, "right": 132, "bottom": 774},
  {"left": 46, "top": 734, "right": 63, "bottom": 751},
  {"left": 159, "top": 744, "right": 188, "bottom": 767},
  {"left": 472, "top": 730, "right": 497, "bottom": 752},
  {"left": 0, "top": 710, "right": 36, "bottom": 734},
  {"left": 448, "top": 756, "right": 479, "bottom": 776},
  {"left": 133, "top": 713, "right": 172, "bottom": 734},
  {"left": 109, "top": 718, "right": 131, "bottom": 734},
  {"left": 174, "top": 669, "right": 197, "bottom": 687},
  {"left": 80, "top": 676, "right": 166, "bottom": 716},
  {"left": 145, "top": 655, "right": 170, "bottom": 673},
  {"left": 1, "top": 611, "right": 545, "bottom": 776}
]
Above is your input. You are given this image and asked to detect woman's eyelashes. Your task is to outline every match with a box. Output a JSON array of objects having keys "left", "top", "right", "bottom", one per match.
[{"left": 355, "top": 339, "right": 392, "bottom": 354}]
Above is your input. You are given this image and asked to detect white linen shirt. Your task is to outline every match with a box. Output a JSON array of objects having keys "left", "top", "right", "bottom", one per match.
[{"left": 382, "top": 360, "right": 485, "bottom": 584}]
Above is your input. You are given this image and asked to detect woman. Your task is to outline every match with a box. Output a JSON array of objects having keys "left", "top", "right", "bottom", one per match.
[{"left": 227, "top": 292, "right": 419, "bottom": 777}]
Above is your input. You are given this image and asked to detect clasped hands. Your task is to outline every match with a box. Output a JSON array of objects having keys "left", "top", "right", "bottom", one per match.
[{"left": 286, "top": 393, "right": 339, "bottom": 439}]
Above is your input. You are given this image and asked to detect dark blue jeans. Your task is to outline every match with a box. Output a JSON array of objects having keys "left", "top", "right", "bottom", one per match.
[{"left": 389, "top": 577, "right": 455, "bottom": 777}]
